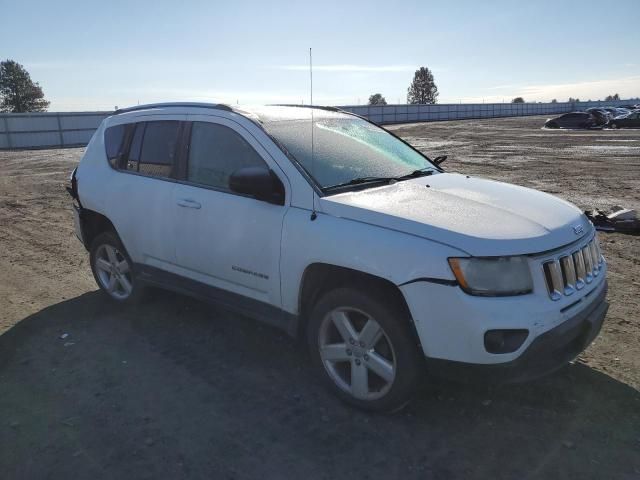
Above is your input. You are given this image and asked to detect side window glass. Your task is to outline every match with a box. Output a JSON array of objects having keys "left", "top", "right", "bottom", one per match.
[
  {"left": 137, "top": 121, "right": 180, "bottom": 178},
  {"left": 104, "top": 124, "right": 126, "bottom": 168},
  {"left": 126, "top": 123, "right": 144, "bottom": 172},
  {"left": 187, "top": 122, "right": 267, "bottom": 190}
]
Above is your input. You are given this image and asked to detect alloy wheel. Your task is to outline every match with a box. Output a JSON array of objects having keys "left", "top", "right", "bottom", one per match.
[
  {"left": 318, "top": 307, "right": 396, "bottom": 400},
  {"left": 94, "top": 244, "right": 133, "bottom": 300}
]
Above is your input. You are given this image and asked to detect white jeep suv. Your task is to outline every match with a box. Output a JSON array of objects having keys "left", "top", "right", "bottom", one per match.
[{"left": 69, "top": 103, "right": 608, "bottom": 411}]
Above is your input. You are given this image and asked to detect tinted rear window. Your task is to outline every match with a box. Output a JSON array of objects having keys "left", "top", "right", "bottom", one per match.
[
  {"left": 126, "top": 123, "right": 145, "bottom": 172},
  {"left": 137, "top": 121, "right": 180, "bottom": 178}
]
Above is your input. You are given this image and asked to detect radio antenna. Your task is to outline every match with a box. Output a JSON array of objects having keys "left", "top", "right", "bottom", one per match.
[{"left": 309, "top": 47, "right": 317, "bottom": 221}]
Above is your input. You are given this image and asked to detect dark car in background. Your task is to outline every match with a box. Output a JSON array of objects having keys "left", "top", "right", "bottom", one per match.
[
  {"left": 609, "top": 111, "right": 640, "bottom": 129},
  {"left": 545, "top": 112, "right": 599, "bottom": 129}
]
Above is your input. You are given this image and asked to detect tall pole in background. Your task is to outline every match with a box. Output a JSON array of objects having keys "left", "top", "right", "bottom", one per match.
[
  {"left": 309, "top": 48, "right": 313, "bottom": 106},
  {"left": 309, "top": 47, "right": 317, "bottom": 221}
]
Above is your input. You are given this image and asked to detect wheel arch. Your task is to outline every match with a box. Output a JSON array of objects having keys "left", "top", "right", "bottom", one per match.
[
  {"left": 295, "top": 263, "right": 418, "bottom": 342},
  {"left": 79, "top": 209, "right": 120, "bottom": 251}
]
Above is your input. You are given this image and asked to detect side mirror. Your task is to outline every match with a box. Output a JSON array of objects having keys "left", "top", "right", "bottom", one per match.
[
  {"left": 229, "top": 166, "right": 285, "bottom": 205},
  {"left": 433, "top": 155, "right": 447, "bottom": 166}
]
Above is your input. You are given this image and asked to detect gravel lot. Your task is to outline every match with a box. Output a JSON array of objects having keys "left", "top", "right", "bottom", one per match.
[{"left": 1, "top": 115, "right": 639, "bottom": 479}]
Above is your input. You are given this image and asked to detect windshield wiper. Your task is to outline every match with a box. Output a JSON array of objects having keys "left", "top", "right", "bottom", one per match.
[
  {"left": 323, "top": 176, "right": 396, "bottom": 192},
  {"left": 323, "top": 169, "right": 436, "bottom": 192},
  {"left": 395, "top": 168, "right": 436, "bottom": 180}
]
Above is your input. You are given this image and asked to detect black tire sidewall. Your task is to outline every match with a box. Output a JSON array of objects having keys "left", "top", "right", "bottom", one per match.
[
  {"left": 89, "top": 231, "right": 141, "bottom": 303},
  {"left": 306, "top": 287, "right": 423, "bottom": 412}
]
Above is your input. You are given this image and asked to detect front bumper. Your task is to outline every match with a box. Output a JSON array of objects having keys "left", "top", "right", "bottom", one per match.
[{"left": 425, "top": 281, "right": 608, "bottom": 383}]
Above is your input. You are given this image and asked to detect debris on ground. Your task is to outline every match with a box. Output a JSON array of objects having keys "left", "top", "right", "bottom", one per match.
[
  {"left": 60, "top": 333, "right": 69, "bottom": 339},
  {"left": 585, "top": 206, "right": 640, "bottom": 234}
]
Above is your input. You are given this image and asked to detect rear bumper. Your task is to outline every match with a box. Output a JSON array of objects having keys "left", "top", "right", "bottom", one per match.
[{"left": 427, "top": 281, "right": 608, "bottom": 384}]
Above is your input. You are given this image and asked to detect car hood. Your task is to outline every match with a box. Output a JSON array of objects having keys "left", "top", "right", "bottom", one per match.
[{"left": 319, "top": 173, "right": 592, "bottom": 256}]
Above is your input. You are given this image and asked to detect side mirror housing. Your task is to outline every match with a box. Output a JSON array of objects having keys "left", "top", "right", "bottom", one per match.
[{"left": 229, "top": 166, "right": 285, "bottom": 205}]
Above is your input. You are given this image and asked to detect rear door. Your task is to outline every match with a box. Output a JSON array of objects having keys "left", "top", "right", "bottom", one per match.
[
  {"left": 107, "top": 115, "right": 185, "bottom": 270},
  {"left": 172, "top": 116, "right": 289, "bottom": 307}
]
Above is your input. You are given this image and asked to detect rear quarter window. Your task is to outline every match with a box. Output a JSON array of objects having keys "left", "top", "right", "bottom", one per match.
[{"left": 104, "top": 124, "right": 127, "bottom": 167}]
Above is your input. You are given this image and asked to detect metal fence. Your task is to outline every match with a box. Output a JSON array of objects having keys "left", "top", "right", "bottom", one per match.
[
  {"left": 0, "top": 99, "right": 636, "bottom": 149},
  {"left": 0, "top": 111, "right": 110, "bottom": 149},
  {"left": 340, "top": 99, "right": 635, "bottom": 125}
]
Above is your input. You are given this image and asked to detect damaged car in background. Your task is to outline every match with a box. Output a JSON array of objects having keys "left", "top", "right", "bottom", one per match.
[{"left": 544, "top": 112, "right": 602, "bottom": 129}]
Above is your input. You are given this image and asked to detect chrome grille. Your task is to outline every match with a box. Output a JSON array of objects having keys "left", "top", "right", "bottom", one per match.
[{"left": 542, "top": 236, "right": 603, "bottom": 300}]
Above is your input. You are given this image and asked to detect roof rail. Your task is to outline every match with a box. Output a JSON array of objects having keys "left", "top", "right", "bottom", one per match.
[
  {"left": 113, "top": 102, "right": 233, "bottom": 115},
  {"left": 270, "top": 104, "right": 368, "bottom": 120},
  {"left": 271, "top": 104, "right": 342, "bottom": 113}
]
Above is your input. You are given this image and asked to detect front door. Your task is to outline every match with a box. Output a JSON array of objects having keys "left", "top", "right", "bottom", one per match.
[{"left": 172, "top": 116, "right": 288, "bottom": 307}]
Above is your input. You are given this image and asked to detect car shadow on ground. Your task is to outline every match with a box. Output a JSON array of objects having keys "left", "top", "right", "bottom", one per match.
[{"left": 1, "top": 291, "right": 639, "bottom": 480}]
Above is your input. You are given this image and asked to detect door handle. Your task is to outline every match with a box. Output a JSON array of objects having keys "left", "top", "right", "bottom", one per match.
[{"left": 176, "top": 198, "right": 202, "bottom": 209}]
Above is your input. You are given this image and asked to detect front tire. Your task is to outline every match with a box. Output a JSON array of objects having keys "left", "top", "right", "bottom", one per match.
[
  {"left": 307, "top": 287, "right": 423, "bottom": 412},
  {"left": 90, "top": 231, "right": 142, "bottom": 303},
  {"left": 610, "top": 122, "right": 618, "bottom": 129}
]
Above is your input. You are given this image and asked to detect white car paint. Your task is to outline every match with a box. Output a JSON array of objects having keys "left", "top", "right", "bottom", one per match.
[
  {"left": 75, "top": 103, "right": 607, "bottom": 367},
  {"left": 320, "top": 173, "right": 591, "bottom": 257}
]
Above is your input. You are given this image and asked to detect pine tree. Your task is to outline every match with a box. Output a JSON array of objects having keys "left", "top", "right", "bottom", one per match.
[{"left": 407, "top": 67, "right": 438, "bottom": 104}]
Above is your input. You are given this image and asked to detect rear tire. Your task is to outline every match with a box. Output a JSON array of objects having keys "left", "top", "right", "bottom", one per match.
[
  {"left": 90, "top": 231, "right": 144, "bottom": 304},
  {"left": 306, "top": 287, "right": 423, "bottom": 412}
]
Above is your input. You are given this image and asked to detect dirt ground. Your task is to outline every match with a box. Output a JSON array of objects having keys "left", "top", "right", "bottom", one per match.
[{"left": 1, "top": 115, "right": 639, "bottom": 479}]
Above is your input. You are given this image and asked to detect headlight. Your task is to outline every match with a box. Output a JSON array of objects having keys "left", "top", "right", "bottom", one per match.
[{"left": 448, "top": 256, "right": 533, "bottom": 296}]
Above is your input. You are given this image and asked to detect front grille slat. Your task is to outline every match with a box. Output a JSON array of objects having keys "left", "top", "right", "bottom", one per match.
[
  {"left": 590, "top": 242, "right": 600, "bottom": 276},
  {"left": 542, "top": 235, "right": 603, "bottom": 301},
  {"left": 573, "top": 250, "right": 586, "bottom": 288},
  {"left": 560, "top": 256, "right": 576, "bottom": 295},
  {"left": 543, "top": 260, "right": 564, "bottom": 300},
  {"left": 582, "top": 245, "right": 594, "bottom": 283}
]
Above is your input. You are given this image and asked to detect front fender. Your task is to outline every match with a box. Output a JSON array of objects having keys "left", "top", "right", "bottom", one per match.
[{"left": 279, "top": 208, "right": 465, "bottom": 314}]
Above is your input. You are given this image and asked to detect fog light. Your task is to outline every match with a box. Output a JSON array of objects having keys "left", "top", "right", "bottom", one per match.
[{"left": 484, "top": 329, "right": 529, "bottom": 354}]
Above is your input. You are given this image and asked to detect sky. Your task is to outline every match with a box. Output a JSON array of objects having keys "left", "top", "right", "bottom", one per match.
[{"left": 1, "top": 0, "right": 639, "bottom": 111}]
